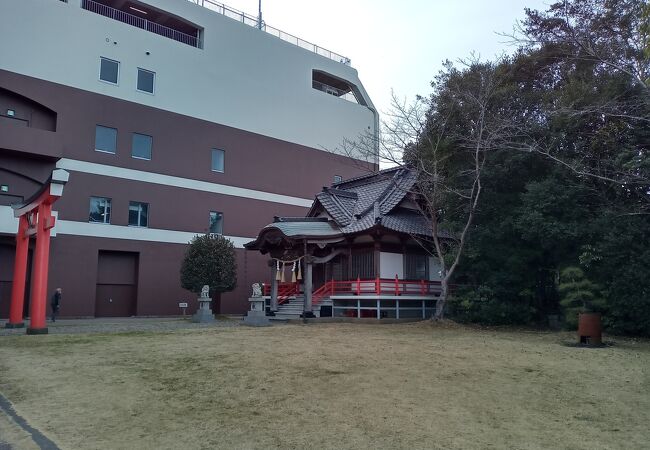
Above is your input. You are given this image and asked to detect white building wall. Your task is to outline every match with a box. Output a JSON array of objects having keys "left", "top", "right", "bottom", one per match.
[
  {"left": 429, "top": 256, "right": 442, "bottom": 281},
  {"left": 380, "top": 252, "right": 403, "bottom": 279},
  {"left": 0, "top": 0, "right": 376, "bottom": 157}
]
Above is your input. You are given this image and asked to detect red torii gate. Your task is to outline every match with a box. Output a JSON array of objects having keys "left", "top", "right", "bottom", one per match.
[{"left": 5, "top": 169, "right": 69, "bottom": 334}]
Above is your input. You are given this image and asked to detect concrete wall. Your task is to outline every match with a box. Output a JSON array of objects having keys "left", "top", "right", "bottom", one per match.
[{"left": 0, "top": 0, "right": 376, "bottom": 157}]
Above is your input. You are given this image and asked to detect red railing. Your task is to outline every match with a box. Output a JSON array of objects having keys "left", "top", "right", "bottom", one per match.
[
  {"left": 264, "top": 278, "right": 442, "bottom": 306},
  {"left": 262, "top": 282, "right": 300, "bottom": 305},
  {"left": 312, "top": 277, "right": 442, "bottom": 305}
]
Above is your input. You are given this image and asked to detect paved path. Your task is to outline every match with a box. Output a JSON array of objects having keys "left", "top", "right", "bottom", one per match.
[
  {"left": 0, "top": 394, "right": 58, "bottom": 450},
  {"left": 0, "top": 316, "right": 242, "bottom": 336}
]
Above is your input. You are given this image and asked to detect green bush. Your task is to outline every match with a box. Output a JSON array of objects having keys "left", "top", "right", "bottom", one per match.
[
  {"left": 448, "top": 286, "right": 534, "bottom": 325},
  {"left": 180, "top": 234, "right": 237, "bottom": 296}
]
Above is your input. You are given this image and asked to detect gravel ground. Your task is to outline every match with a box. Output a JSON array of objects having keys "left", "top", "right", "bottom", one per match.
[{"left": 0, "top": 316, "right": 243, "bottom": 336}]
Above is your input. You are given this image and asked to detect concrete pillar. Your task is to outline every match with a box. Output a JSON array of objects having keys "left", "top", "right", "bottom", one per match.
[
  {"left": 270, "top": 264, "right": 278, "bottom": 314},
  {"left": 27, "top": 203, "right": 52, "bottom": 335},
  {"left": 6, "top": 215, "right": 29, "bottom": 328},
  {"left": 302, "top": 257, "right": 315, "bottom": 318}
]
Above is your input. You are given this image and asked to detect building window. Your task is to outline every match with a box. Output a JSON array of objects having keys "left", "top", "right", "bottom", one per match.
[
  {"left": 89, "top": 197, "right": 111, "bottom": 223},
  {"left": 209, "top": 211, "right": 223, "bottom": 234},
  {"left": 405, "top": 253, "right": 429, "bottom": 280},
  {"left": 129, "top": 201, "right": 149, "bottom": 227},
  {"left": 211, "top": 149, "right": 225, "bottom": 173},
  {"left": 99, "top": 57, "right": 119, "bottom": 84},
  {"left": 312, "top": 70, "right": 363, "bottom": 105},
  {"left": 131, "top": 133, "right": 152, "bottom": 160},
  {"left": 137, "top": 68, "right": 155, "bottom": 94},
  {"left": 95, "top": 125, "right": 117, "bottom": 154},
  {"left": 333, "top": 175, "right": 343, "bottom": 183}
]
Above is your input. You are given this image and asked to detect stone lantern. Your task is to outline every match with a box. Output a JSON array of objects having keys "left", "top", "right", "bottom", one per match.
[
  {"left": 243, "top": 283, "right": 271, "bottom": 327},
  {"left": 192, "top": 285, "right": 215, "bottom": 323}
]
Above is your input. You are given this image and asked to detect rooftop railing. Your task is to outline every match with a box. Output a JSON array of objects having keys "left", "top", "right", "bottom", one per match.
[
  {"left": 187, "top": 0, "right": 351, "bottom": 65},
  {"left": 82, "top": 0, "right": 200, "bottom": 48}
]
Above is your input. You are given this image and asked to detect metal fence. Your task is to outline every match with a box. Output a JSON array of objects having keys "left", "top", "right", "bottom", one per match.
[
  {"left": 188, "top": 0, "right": 351, "bottom": 65},
  {"left": 82, "top": 0, "right": 200, "bottom": 48}
]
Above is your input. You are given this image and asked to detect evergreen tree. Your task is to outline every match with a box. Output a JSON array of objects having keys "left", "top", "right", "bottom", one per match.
[
  {"left": 180, "top": 234, "right": 237, "bottom": 298},
  {"left": 558, "top": 266, "right": 605, "bottom": 328}
]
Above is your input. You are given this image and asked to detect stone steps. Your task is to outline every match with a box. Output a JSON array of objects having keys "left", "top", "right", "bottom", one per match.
[
  {"left": 271, "top": 295, "right": 331, "bottom": 320},
  {"left": 269, "top": 295, "right": 332, "bottom": 320}
]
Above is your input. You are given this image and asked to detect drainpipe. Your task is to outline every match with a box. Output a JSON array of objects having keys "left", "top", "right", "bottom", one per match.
[{"left": 367, "top": 106, "right": 380, "bottom": 169}]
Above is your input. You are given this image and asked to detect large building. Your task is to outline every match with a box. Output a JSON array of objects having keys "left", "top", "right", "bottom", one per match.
[{"left": 0, "top": 0, "right": 377, "bottom": 318}]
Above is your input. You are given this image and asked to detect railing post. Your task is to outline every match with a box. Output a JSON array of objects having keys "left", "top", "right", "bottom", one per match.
[
  {"left": 331, "top": 277, "right": 335, "bottom": 296},
  {"left": 375, "top": 276, "right": 380, "bottom": 295},
  {"left": 420, "top": 279, "right": 425, "bottom": 295},
  {"left": 395, "top": 275, "right": 399, "bottom": 296},
  {"left": 356, "top": 276, "right": 360, "bottom": 296}
]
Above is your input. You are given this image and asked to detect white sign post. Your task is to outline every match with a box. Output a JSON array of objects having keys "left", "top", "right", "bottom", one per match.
[{"left": 179, "top": 302, "right": 188, "bottom": 316}]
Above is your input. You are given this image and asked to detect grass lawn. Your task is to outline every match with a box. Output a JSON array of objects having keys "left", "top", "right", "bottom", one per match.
[{"left": 0, "top": 322, "right": 648, "bottom": 450}]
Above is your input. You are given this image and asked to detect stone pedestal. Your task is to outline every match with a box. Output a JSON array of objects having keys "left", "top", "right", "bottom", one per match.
[
  {"left": 192, "top": 297, "right": 215, "bottom": 323},
  {"left": 243, "top": 297, "right": 271, "bottom": 327}
]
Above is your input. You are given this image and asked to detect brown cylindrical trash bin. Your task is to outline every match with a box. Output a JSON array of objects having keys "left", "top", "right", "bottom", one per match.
[{"left": 578, "top": 312, "right": 602, "bottom": 346}]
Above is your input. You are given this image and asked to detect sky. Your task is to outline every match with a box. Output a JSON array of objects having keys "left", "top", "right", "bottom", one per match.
[{"left": 216, "top": 0, "right": 552, "bottom": 116}]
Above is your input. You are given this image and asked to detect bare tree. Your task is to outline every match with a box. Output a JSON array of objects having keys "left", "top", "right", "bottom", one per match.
[
  {"left": 501, "top": 0, "right": 650, "bottom": 204},
  {"left": 340, "top": 59, "right": 517, "bottom": 319}
]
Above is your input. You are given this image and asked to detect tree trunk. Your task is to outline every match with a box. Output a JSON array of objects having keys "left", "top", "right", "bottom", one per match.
[{"left": 433, "top": 278, "right": 449, "bottom": 320}]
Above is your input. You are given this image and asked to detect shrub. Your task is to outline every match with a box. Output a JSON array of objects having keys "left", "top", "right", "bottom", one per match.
[
  {"left": 558, "top": 266, "right": 605, "bottom": 329},
  {"left": 180, "top": 234, "right": 237, "bottom": 296}
]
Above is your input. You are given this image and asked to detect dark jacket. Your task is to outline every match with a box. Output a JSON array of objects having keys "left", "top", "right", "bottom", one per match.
[{"left": 51, "top": 291, "right": 61, "bottom": 309}]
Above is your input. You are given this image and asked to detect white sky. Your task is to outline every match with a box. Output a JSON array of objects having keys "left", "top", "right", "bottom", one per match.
[{"left": 216, "top": 0, "right": 551, "bottom": 115}]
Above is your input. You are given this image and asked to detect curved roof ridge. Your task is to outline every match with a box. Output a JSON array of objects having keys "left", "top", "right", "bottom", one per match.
[
  {"left": 332, "top": 166, "right": 402, "bottom": 188},
  {"left": 329, "top": 192, "right": 354, "bottom": 223},
  {"left": 378, "top": 170, "right": 416, "bottom": 214},
  {"left": 355, "top": 169, "right": 404, "bottom": 218}
]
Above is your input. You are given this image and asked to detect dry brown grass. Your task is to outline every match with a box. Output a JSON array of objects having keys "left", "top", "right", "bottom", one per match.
[{"left": 0, "top": 322, "right": 649, "bottom": 450}]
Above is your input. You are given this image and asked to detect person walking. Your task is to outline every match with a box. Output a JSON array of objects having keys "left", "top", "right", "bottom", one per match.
[{"left": 50, "top": 287, "right": 62, "bottom": 322}]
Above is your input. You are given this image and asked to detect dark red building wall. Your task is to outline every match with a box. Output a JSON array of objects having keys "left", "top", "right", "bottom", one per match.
[
  {"left": 45, "top": 235, "right": 271, "bottom": 316},
  {"left": 0, "top": 69, "right": 375, "bottom": 198},
  {"left": 0, "top": 69, "right": 376, "bottom": 317},
  {"left": 56, "top": 172, "right": 308, "bottom": 236}
]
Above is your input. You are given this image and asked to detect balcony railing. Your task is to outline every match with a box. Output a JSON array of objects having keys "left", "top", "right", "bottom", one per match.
[
  {"left": 312, "top": 80, "right": 359, "bottom": 104},
  {"left": 82, "top": 0, "right": 200, "bottom": 48},
  {"left": 187, "top": 0, "right": 351, "bottom": 65}
]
